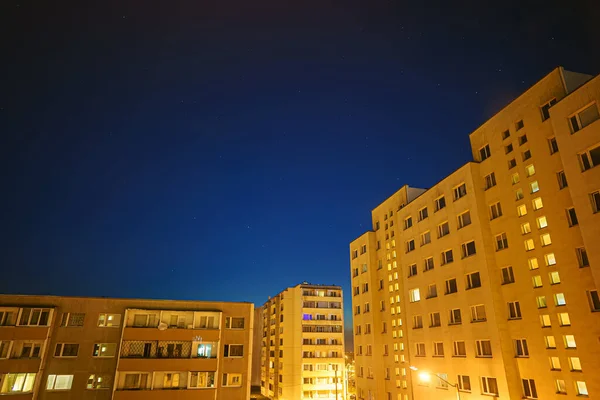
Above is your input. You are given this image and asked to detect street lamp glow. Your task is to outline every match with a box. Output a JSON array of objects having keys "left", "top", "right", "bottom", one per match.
[{"left": 418, "top": 372, "right": 431, "bottom": 382}]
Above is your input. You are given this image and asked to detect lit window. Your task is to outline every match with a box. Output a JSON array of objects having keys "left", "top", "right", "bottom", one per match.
[
  {"left": 511, "top": 173, "right": 520, "bottom": 184},
  {"left": 564, "top": 335, "right": 576, "bottom": 349},
  {"left": 515, "top": 188, "right": 524, "bottom": 200},
  {"left": 409, "top": 289, "right": 420, "bottom": 303},
  {"left": 536, "top": 296, "right": 547, "bottom": 308},
  {"left": 545, "top": 336, "right": 556, "bottom": 348},
  {"left": 521, "top": 222, "right": 531, "bottom": 234},
  {"left": 554, "top": 293, "right": 566, "bottom": 306},
  {"left": 550, "top": 356, "right": 561, "bottom": 370},
  {"left": 558, "top": 313, "right": 571, "bottom": 326},
  {"left": 544, "top": 253, "right": 556, "bottom": 266},
  {"left": 540, "top": 233, "right": 552, "bottom": 246},
  {"left": 569, "top": 357, "right": 582, "bottom": 371},
  {"left": 532, "top": 197, "right": 543, "bottom": 210},
  {"left": 549, "top": 271, "right": 561, "bottom": 284},
  {"left": 517, "top": 204, "right": 527, "bottom": 217},
  {"left": 525, "top": 164, "right": 535, "bottom": 177},
  {"left": 575, "top": 381, "right": 588, "bottom": 396},
  {"left": 524, "top": 239, "right": 535, "bottom": 251},
  {"left": 540, "top": 315, "right": 551, "bottom": 328},
  {"left": 528, "top": 258, "right": 539, "bottom": 270},
  {"left": 530, "top": 181, "right": 539, "bottom": 193},
  {"left": 47, "top": 375, "right": 73, "bottom": 391},
  {"left": 536, "top": 216, "right": 548, "bottom": 229},
  {"left": 556, "top": 380, "right": 567, "bottom": 394},
  {"left": 532, "top": 275, "right": 543, "bottom": 288}
]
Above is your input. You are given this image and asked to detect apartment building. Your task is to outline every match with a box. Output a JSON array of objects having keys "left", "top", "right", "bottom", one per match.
[
  {"left": 0, "top": 294, "right": 253, "bottom": 400},
  {"left": 350, "top": 67, "right": 600, "bottom": 400},
  {"left": 258, "top": 283, "right": 344, "bottom": 400}
]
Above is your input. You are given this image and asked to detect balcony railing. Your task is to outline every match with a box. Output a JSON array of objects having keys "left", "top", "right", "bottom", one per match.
[{"left": 121, "top": 341, "right": 194, "bottom": 359}]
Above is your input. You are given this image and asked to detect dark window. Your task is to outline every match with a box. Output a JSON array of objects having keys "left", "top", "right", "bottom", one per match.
[
  {"left": 548, "top": 137, "right": 558, "bottom": 154},
  {"left": 541, "top": 99, "right": 557, "bottom": 121},
  {"left": 567, "top": 208, "right": 579, "bottom": 227}
]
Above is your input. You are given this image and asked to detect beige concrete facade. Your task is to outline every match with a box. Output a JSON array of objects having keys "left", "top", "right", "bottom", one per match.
[
  {"left": 350, "top": 67, "right": 600, "bottom": 400},
  {"left": 0, "top": 294, "right": 253, "bottom": 400},
  {"left": 258, "top": 283, "right": 344, "bottom": 400}
]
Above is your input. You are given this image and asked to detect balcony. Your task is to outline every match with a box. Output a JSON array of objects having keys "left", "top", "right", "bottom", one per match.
[
  {"left": 114, "top": 389, "right": 218, "bottom": 400},
  {"left": 0, "top": 326, "right": 50, "bottom": 342},
  {"left": 118, "top": 341, "right": 219, "bottom": 371},
  {"left": 122, "top": 327, "right": 220, "bottom": 342}
]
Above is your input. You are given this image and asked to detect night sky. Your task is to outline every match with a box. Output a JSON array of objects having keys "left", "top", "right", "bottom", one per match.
[{"left": 1, "top": 0, "right": 599, "bottom": 340}]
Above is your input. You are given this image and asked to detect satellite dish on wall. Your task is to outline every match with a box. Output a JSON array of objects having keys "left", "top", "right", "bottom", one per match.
[{"left": 158, "top": 322, "right": 168, "bottom": 330}]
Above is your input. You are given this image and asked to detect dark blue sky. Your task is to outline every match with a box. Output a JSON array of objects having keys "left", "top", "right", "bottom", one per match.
[{"left": 1, "top": 0, "right": 599, "bottom": 335}]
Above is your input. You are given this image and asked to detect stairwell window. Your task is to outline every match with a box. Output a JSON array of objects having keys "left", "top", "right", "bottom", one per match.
[{"left": 569, "top": 103, "right": 599, "bottom": 133}]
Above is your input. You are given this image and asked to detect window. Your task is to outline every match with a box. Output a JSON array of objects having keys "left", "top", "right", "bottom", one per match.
[
  {"left": 437, "top": 222, "right": 449, "bottom": 238},
  {"left": 60, "top": 313, "right": 85, "bottom": 327},
  {"left": 18, "top": 308, "right": 51, "bottom": 326},
  {"left": 556, "top": 380, "right": 567, "bottom": 394},
  {"left": 541, "top": 98, "right": 557, "bottom": 120},
  {"left": 508, "top": 158, "right": 517, "bottom": 169},
  {"left": 505, "top": 143, "right": 514, "bottom": 154},
  {"left": 476, "top": 340, "right": 492, "bottom": 357},
  {"left": 554, "top": 293, "right": 566, "bottom": 306},
  {"left": 449, "top": 309, "right": 461, "bottom": 325},
  {"left": 429, "top": 312, "right": 441, "bottom": 328},
  {"left": 470, "top": 305, "right": 486, "bottom": 322},
  {"left": 579, "top": 144, "right": 600, "bottom": 171},
  {"left": 457, "top": 211, "right": 471, "bottom": 228},
  {"left": 545, "top": 336, "right": 556, "bottom": 348},
  {"left": 412, "top": 315, "right": 423, "bottom": 329},
  {"left": 495, "top": 233, "right": 508, "bottom": 251},
  {"left": 524, "top": 239, "right": 535, "bottom": 251},
  {"left": 532, "top": 275, "right": 543, "bottom": 288},
  {"left": 434, "top": 196, "right": 446, "bottom": 211},
  {"left": 479, "top": 144, "right": 491, "bottom": 161},
  {"left": 550, "top": 356, "right": 561, "bottom": 370},
  {"left": 588, "top": 290, "right": 600, "bottom": 311},
  {"left": 189, "top": 371, "right": 216, "bottom": 388},
  {"left": 548, "top": 137, "right": 559, "bottom": 154},
  {"left": 123, "top": 373, "right": 150, "bottom": 390},
  {"left": 453, "top": 341, "right": 466, "bottom": 357},
  {"left": 564, "top": 335, "right": 577, "bottom": 349},
  {"left": 404, "top": 216, "right": 413, "bottom": 229},
  {"left": 465, "top": 272, "right": 481, "bottom": 289},
  {"left": 529, "top": 180, "right": 539, "bottom": 193},
  {"left": 525, "top": 164, "right": 535, "bottom": 177},
  {"left": 92, "top": 343, "right": 116, "bottom": 358},
  {"left": 46, "top": 375, "right": 73, "bottom": 391},
  {"left": 418, "top": 207, "right": 428, "bottom": 221},
  {"left": 564, "top": 239, "right": 584, "bottom": 265},
  {"left": 556, "top": 171, "right": 568, "bottom": 190},
  {"left": 445, "top": 278, "right": 458, "bottom": 295},
  {"left": 453, "top": 183, "right": 467, "bottom": 200},
  {"left": 532, "top": 197, "right": 543, "bottom": 210},
  {"left": 420, "top": 231, "right": 431, "bottom": 246},
  {"left": 461, "top": 241, "right": 476, "bottom": 258},
  {"left": 517, "top": 204, "right": 527, "bottom": 217},
  {"left": 590, "top": 190, "right": 600, "bottom": 213},
  {"left": 426, "top": 284, "right": 437, "bottom": 299},
  {"left": 481, "top": 377, "right": 499, "bottom": 396},
  {"left": 521, "top": 222, "right": 531, "bottom": 234},
  {"left": 540, "top": 315, "right": 552, "bottom": 328},
  {"left": 223, "top": 373, "right": 242, "bottom": 387},
  {"left": 433, "top": 342, "right": 444, "bottom": 356},
  {"left": 570, "top": 103, "right": 599, "bottom": 133},
  {"left": 413, "top": 343, "right": 426, "bottom": 357},
  {"left": 544, "top": 253, "right": 556, "bottom": 266},
  {"left": 224, "top": 344, "right": 244, "bottom": 357},
  {"left": 408, "top": 264, "right": 418, "bottom": 277},
  {"left": 86, "top": 374, "right": 112, "bottom": 389},
  {"left": 565, "top": 207, "right": 578, "bottom": 227},
  {"left": 484, "top": 172, "right": 496, "bottom": 189},
  {"left": 457, "top": 375, "right": 471, "bottom": 391},
  {"left": 502, "top": 129, "right": 510, "bottom": 139},
  {"left": 569, "top": 357, "right": 583, "bottom": 371},
  {"left": 528, "top": 257, "right": 539, "bottom": 270},
  {"left": 226, "top": 317, "right": 245, "bottom": 329},
  {"left": 501, "top": 266, "right": 514, "bottom": 284},
  {"left": 441, "top": 249, "right": 453, "bottom": 265},
  {"left": 540, "top": 233, "right": 552, "bottom": 246},
  {"left": 516, "top": 119, "right": 524, "bottom": 130},
  {"left": 515, "top": 188, "right": 524, "bottom": 200},
  {"left": 536, "top": 216, "right": 548, "bottom": 229},
  {"left": 522, "top": 379, "right": 538, "bottom": 399},
  {"left": 98, "top": 314, "right": 120, "bottom": 327},
  {"left": 0, "top": 373, "right": 36, "bottom": 394},
  {"left": 424, "top": 257, "right": 434, "bottom": 272},
  {"left": 519, "top": 134, "right": 528, "bottom": 146},
  {"left": 406, "top": 239, "right": 415, "bottom": 253},
  {"left": 549, "top": 271, "right": 561, "bottom": 285},
  {"left": 514, "top": 339, "right": 529, "bottom": 357},
  {"left": 408, "top": 289, "right": 420, "bottom": 303},
  {"left": 508, "top": 301, "right": 522, "bottom": 319},
  {"left": 558, "top": 313, "right": 571, "bottom": 326},
  {"left": 575, "top": 381, "right": 589, "bottom": 396},
  {"left": 511, "top": 172, "right": 520, "bottom": 184},
  {"left": 54, "top": 343, "right": 79, "bottom": 357}
]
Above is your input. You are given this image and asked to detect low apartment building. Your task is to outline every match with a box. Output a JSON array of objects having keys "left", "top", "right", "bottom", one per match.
[
  {"left": 0, "top": 294, "right": 253, "bottom": 400},
  {"left": 350, "top": 67, "right": 600, "bottom": 400},
  {"left": 258, "top": 283, "right": 344, "bottom": 400}
]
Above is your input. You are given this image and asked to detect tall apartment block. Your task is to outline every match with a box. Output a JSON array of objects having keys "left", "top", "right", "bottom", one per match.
[
  {"left": 350, "top": 67, "right": 600, "bottom": 400},
  {"left": 257, "top": 283, "right": 345, "bottom": 400},
  {"left": 0, "top": 294, "right": 253, "bottom": 400}
]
